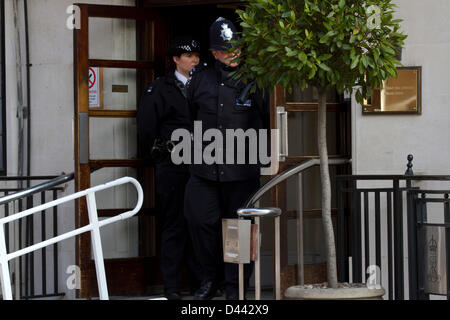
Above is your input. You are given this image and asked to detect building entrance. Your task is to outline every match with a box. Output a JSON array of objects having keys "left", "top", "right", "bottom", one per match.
[{"left": 74, "top": 1, "right": 350, "bottom": 298}]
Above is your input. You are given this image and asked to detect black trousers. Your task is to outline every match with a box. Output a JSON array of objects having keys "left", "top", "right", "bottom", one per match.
[
  {"left": 155, "top": 168, "right": 202, "bottom": 293},
  {"left": 184, "top": 174, "right": 259, "bottom": 294}
]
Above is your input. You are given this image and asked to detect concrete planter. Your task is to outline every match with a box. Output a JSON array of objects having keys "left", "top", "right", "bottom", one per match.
[{"left": 285, "top": 284, "right": 385, "bottom": 300}]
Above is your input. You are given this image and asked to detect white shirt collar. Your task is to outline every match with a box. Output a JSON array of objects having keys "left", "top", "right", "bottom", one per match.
[{"left": 174, "top": 70, "right": 189, "bottom": 85}]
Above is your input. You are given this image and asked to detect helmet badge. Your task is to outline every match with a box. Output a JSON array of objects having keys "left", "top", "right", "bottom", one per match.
[{"left": 220, "top": 23, "right": 233, "bottom": 41}]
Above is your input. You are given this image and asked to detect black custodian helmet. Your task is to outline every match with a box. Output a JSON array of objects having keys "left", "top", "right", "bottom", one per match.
[
  {"left": 166, "top": 35, "right": 201, "bottom": 57},
  {"left": 209, "top": 17, "right": 238, "bottom": 51}
]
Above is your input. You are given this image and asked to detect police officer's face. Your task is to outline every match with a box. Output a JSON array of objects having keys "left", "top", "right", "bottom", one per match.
[
  {"left": 212, "top": 49, "right": 240, "bottom": 67},
  {"left": 173, "top": 52, "right": 200, "bottom": 77}
]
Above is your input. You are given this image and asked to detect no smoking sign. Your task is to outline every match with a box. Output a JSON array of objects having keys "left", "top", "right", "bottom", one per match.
[
  {"left": 89, "top": 67, "right": 96, "bottom": 89},
  {"left": 89, "top": 67, "right": 102, "bottom": 108}
]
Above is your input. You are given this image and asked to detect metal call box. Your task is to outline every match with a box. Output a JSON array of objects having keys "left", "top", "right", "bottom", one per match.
[{"left": 222, "top": 219, "right": 251, "bottom": 264}]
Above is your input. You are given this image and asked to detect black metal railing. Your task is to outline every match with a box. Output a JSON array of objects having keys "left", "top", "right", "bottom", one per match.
[
  {"left": 0, "top": 173, "right": 74, "bottom": 299},
  {"left": 336, "top": 156, "right": 450, "bottom": 300}
]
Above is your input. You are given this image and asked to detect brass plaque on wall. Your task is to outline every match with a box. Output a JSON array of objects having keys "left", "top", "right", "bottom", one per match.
[
  {"left": 363, "top": 66, "right": 422, "bottom": 114},
  {"left": 112, "top": 85, "right": 129, "bottom": 93}
]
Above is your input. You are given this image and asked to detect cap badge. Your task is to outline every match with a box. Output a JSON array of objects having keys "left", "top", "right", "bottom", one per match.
[{"left": 220, "top": 23, "right": 233, "bottom": 41}]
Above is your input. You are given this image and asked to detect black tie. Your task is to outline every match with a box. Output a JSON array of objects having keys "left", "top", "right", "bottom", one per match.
[{"left": 175, "top": 79, "right": 187, "bottom": 98}]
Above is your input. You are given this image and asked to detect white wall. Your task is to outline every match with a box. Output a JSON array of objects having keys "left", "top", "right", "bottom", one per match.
[
  {"left": 352, "top": 0, "right": 450, "bottom": 176},
  {"left": 351, "top": 0, "right": 450, "bottom": 299},
  {"left": 5, "top": 0, "right": 136, "bottom": 300}
]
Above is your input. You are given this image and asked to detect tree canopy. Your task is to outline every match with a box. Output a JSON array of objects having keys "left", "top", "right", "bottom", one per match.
[{"left": 233, "top": 0, "right": 407, "bottom": 102}]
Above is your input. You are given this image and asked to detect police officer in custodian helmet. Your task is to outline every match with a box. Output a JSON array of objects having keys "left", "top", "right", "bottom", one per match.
[
  {"left": 136, "top": 36, "right": 203, "bottom": 300},
  {"left": 184, "top": 18, "right": 270, "bottom": 300}
]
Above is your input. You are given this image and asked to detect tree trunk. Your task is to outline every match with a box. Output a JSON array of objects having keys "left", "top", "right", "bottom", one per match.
[{"left": 317, "top": 86, "right": 338, "bottom": 288}]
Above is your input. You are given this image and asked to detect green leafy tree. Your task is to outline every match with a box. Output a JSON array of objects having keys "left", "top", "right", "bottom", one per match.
[{"left": 233, "top": 0, "right": 407, "bottom": 288}]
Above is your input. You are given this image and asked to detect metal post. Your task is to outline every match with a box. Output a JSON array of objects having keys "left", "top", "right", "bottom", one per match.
[
  {"left": 337, "top": 178, "right": 346, "bottom": 282},
  {"left": 53, "top": 189, "right": 58, "bottom": 294},
  {"left": 364, "top": 192, "right": 369, "bottom": 275},
  {"left": 14, "top": 209, "right": 20, "bottom": 300},
  {"left": 405, "top": 154, "right": 414, "bottom": 189},
  {"left": 375, "top": 192, "right": 381, "bottom": 271},
  {"left": 238, "top": 210, "right": 245, "bottom": 301},
  {"left": 356, "top": 189, "right": 362, "bottom": 282},
  {"left": 351, "top": 180, "right": 362, "bottom": 282},
  {"left": 28, "top": 196, "right": 34, "bottom": 297},
  {"left": 0, "top": 223, "right": 13, "bottom": 300},
  {"left": 239, "top": 263, "right": 244, "bottom": 300},
  {"left": 416, "top": 193, "right": 428, "bottom": 300},
  {"left": 40, "top": 192, "right": 46, "bottom": 295},
  {"left": 85, "top": 193, "right": 108, "bottom": 300},
  {"left": 393, "top": 179, "right": 404, "bottom": 299},
  {"left": 444, "top": 194, "right": 450, "bottom": 300},
  {"left": 407, "top": 189, "right": 418, "bottom": 300},
  {"left": 296, "top": 173, "right": 304, "bottom": 285},
  {"left": 254, "top": 216, "right": 261, "bottom": 300},
  {"left": 274, "top": 216, "right": 281, "bottom": 300},
  {"left": 387, "top": 191, "right": 393, "bottom": 300}
]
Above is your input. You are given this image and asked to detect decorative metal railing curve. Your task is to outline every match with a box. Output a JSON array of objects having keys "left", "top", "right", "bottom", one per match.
[
  {"left": 237, "top": 157, "right": 351, "bottom": 300},
  {"left": 244, "top": 157, "right": 352, "bottom": 207},
  {"left": 0, "top": 176, "right": 143, "bottom": 300}
]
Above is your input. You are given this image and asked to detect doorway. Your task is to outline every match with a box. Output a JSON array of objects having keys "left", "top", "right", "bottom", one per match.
[
  {"left": 73, "top": 1, "right": 246, "bottom": 298},
  {"left": 74, "top": 1, "right": 351, "bottom": 299},
  {"left": 141, "top": 2, "right": 351, "bottom": 297},
  {"left": 153, "top": 4, "right": 242, "bottom": 71}
]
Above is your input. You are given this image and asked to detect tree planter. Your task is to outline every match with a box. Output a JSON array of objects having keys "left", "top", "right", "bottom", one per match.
[{"left": 285, "top": 283, "right": 385, "bottom": 300}]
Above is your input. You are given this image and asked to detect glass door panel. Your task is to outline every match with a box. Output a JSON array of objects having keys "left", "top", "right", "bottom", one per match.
[
  {"left": 89, "top": 18, "right": 137, "bottom": 61},
  {"left": 287, "top": 112, "right": 338, "bottom": 157},
  {"left": 89, "top": 117, "right": 137, "bottom": 160}
]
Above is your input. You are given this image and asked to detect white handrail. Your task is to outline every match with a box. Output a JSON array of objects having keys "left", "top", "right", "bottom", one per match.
[{"left": 0, "top": 176, "right": 144, "bottom": 300}]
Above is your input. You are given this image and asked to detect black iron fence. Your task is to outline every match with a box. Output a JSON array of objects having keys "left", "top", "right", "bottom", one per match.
[
  {"left": 0, "top": 173, "right": 73, "bottom": 299},
  {"left": 336, "top": 158, "right": 450, "bottom": 300}
]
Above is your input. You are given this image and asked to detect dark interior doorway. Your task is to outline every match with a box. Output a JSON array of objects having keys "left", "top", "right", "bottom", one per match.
[
  {"left": 155, "top": 4, "right": 242, "bottom": 73},
  {"left": 136, "top": 3, "right": 245, "bottom": 294}
]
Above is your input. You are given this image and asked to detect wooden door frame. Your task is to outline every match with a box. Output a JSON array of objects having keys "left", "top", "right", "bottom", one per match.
[{"left": 73, "top": 3, "right": 165, "bottom": 298}]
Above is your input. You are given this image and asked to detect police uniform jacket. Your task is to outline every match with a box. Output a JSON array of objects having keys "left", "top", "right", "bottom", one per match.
[
  {"left": 137, "top": 71, "right": 191, "bottom": 172},
  {"left": 187, "top": 61, "right": 270, "bottom": 182}
]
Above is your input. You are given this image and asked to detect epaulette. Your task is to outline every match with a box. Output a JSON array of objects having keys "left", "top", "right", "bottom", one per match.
[
  {"left": 145, "top": 77, "right": 162, "bottom": 94},
  {"left": 189, "top": 62, "right": 209, "bottom": 77}
]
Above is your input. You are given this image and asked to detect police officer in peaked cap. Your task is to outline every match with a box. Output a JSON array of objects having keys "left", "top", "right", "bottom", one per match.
[
  {"left": 184, "top": 17, "right": 270, "bottom": 300},
  {"left": 136, "top": 35, "right": 203, "bottom": 300}
]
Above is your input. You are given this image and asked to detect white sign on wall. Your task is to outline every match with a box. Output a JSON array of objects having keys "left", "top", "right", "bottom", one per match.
[{"left": 89, "top": 67, "right": 103, "bottom": 108}]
